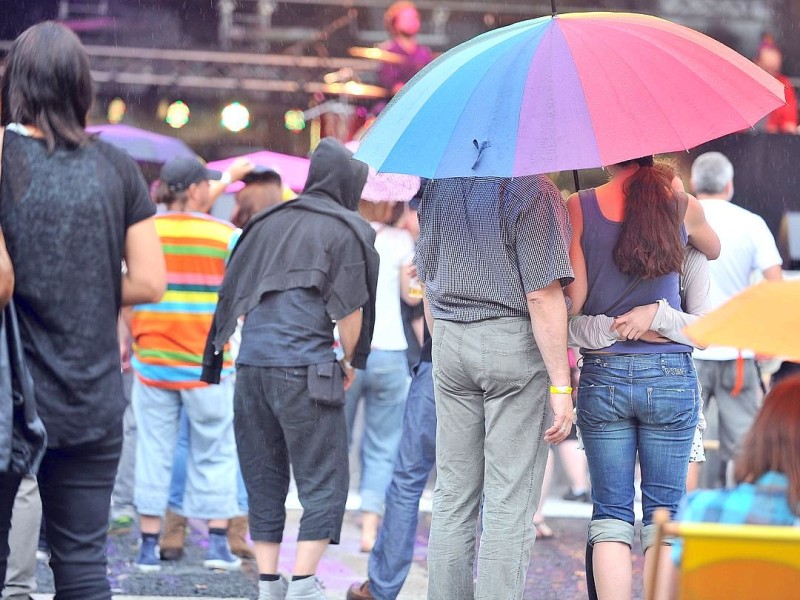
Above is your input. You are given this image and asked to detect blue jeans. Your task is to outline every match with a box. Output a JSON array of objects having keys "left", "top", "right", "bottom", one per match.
[
  {"left": 169, "top": 407, "right": 248, "bottom": 515},
  {"left": 169, "top": 408, "right": 247, "bottom": 515},
  {"left": 132, "top": 377, "right": 239, "bottom": 519},
  {"left": 368, "top": 361, "right": 435, "bottom": 600},
  {"left": 345, "top": 350, "right": 410, "bottom": 515},
  {"left": 577, "top": 353, "right": 698, "bottom": 551}
]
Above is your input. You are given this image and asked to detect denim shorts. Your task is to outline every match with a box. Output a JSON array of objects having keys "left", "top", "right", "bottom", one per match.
[{"left": 577, "top": 352, "right": 698, "bottom": 551}]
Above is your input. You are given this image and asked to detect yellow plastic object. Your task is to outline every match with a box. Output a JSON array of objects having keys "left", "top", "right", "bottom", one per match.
[
  {"left": 683, "top": 280, "right": 800, "bottom": 361},
  {"left": 649, "top": 510, "right": 800, "bottom": 600}
]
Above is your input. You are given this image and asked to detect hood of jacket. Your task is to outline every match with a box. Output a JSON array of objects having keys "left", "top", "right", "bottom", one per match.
[{"left": 301, "top": 137, "right": 368, "bottom": 211}]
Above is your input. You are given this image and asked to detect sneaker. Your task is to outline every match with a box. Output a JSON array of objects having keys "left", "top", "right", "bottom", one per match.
[
  {"left": 108, "top": 515, "right": 135, "bottom": 536},
  {"left": 36, "top": 539, "right": 50, "bottom": 562},
  {"left": 258, "top": 576, "right": 289, "bottom": 600},
  {"left": 562, "top": 489, "right": 591, "bottom": 503},
  {"left": 136, "top": 537, "right": 161, "bottom": 573},
  {"left": 286, "top": 576, "right": 327, "bottom": 600},
  {"left": 204, "top": 533, "right": 242, "bottom": 571},
  {"left": 35, "top": 548, "right": 50, "bottom": 562}
]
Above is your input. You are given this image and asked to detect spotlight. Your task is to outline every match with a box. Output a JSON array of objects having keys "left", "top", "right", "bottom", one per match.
[
  {"left": 165, "top": 101, "right": 190, "bottom": 129},
  {"left": 221, "top": 102, "right": 250, "bottom": 132},
  {"left": 107, "top": 97, "right": 126, "bottom": 124},
  {"left": 284, "top": 110, "right": 306, "bottom": 133}
]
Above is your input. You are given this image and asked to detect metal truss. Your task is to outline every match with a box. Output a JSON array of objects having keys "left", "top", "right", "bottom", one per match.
[{"left": 0, "top": 40, "right": 379, "bottom": 99}]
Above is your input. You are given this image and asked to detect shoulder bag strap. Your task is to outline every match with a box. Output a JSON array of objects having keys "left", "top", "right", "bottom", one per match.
[{"left": 600, "top": 275, "right": 642, "bottom": 316}]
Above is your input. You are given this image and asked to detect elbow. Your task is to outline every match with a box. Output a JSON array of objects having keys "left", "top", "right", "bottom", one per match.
[
  {"left": 526, "top": 283, "right": 568, "bottom": 314},
  {"left": 149, "top": 276, "right": 167, "bottom": 303},
  {"left": 139, "top": 272, "right": 167, "bottom": 304}
]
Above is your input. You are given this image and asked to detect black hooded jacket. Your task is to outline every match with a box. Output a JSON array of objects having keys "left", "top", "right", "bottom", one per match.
[{"left": 200, "top": 138, "right": 379, "bottom": 383}]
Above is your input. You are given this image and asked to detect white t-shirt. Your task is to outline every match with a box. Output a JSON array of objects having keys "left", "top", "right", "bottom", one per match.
[
  {"left": 694, "top": 199, "right": 782, "bottom": 361},
  {"left": 370, "top": 223, "right": 415, "bottom": 351}
]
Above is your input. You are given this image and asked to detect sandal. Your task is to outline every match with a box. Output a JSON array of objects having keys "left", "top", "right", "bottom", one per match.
[{"left": 534, "top": 520, "right": 555, "bottom": 540}]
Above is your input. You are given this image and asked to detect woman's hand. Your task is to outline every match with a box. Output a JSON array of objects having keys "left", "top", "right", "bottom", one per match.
[
  {"left": 0, "top": 229, "right": 14, "bottom": 309},
  {"left": 612, "top": 303, "right": 658, "bottom": 340}
]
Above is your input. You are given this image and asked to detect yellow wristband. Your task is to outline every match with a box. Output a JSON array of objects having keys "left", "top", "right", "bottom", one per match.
[{"left": 549, "top": 385, "right": 573, "bottom": 395}]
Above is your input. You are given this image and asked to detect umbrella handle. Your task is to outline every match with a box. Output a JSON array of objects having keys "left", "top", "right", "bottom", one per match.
[
  {"left": 573, "top": 169, "right": 580, "bottom": 192},
  {"left": 551, "top": 0, "right": 557, "bottom": 16}
]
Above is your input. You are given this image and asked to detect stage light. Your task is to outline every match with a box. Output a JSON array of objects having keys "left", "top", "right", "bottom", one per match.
[
  {"left": 165, "top": 101, "right": 190, "bottom": 129},
  {"left": 107, "top": 97, "right": 126, "bottom": 124},
  {"left": 221, "top": 102, "right": 250, "bottom": 132},
  {"left": 284, "top": 110, "right": 306, "bottom": 133}
]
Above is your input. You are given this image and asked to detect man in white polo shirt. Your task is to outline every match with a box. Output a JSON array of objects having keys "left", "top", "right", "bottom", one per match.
[{"left": 690, "top": 151, "right": 783, "bottom": 485}]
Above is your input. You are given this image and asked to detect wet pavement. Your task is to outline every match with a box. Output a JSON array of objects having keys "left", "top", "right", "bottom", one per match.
[{"left": 32, "top": 500, "right": 646, "bottom": 599}]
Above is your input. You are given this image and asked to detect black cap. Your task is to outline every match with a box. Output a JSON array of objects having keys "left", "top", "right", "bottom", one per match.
[
  {"left": 241, "top": 165, "right": 282, "bottom": 187},
  {"left": 160, "top": 157, "right": 222, "bottom": 192}
]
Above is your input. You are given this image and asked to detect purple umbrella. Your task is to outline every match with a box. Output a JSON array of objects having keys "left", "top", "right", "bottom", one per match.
[{"left": 87, "top": 124, "right": 197, "bottom": 164}]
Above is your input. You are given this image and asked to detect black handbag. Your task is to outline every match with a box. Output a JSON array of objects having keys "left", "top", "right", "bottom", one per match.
[
  {"left": 0, "top": 126, "right": 47, "bottom": 475},
  {"left": 0, "top": 300, "right": 47, "bottom": 475}
]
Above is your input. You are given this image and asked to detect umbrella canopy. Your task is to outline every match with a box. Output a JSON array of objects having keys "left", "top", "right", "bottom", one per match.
[
  {"left": 355, "top": 12, "right": 785, "bottom": 178},
  {"left": 683, "top": 281, "right": 800, "bottom": 361},
  {"left": 207, "top": 151, "right": 311, "bottom": 193},
  {"left": 345, "top": 141, "right": 420, "bottom": 202},
  {"left": 87, "top": 124, "right": 196, "bottom": 164}
]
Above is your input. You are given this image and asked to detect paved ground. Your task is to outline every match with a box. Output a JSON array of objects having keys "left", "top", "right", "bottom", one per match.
[{"left": 31, "top": 499, "right": 646, "bottom": 599}]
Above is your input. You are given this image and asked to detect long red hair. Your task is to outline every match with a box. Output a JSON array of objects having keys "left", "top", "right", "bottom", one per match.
[
  {"left": 734, "top": 374, "right": 800, "bottom": 513},
  {"left": 612, "top": 156, "right": 685, "bottom": 279}
]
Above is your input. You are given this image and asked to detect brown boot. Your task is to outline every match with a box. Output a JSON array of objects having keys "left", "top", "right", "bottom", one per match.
[
  {"left": 159, "top": 510, "right": 186, "bottom": 561},
  {"left": 227, "top": 515, "right": 254, "bottom": 559},
  {"left": 347, "top": 580, "right": 375, "bottom": 600}
]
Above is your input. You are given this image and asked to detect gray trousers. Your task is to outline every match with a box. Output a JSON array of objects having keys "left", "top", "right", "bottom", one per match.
[
  {"left": 428, "top": 317, "right": 551, "bottom": 600},
  {"left": 2, "top": 477, "right": 41, "bottom": 600},
  {"left": 695, "top": 358, "right": 760, "bottom": 461},
  {"left": 111, "top": 400, "right": 136, "bottom": 520}
]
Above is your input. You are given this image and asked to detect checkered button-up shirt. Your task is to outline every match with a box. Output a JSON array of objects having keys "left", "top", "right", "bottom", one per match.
[{"left": 415, "top": 175, "right": 573, "bottom": 323}]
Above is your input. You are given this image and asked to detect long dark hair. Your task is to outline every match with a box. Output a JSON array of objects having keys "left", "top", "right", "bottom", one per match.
[
  {"left": 612, "top": 156, "right": 684, "bottom": 279},
  {"left": 734, "top": 374, "right": 800, "bottom": 513},
  {"left": 1, "top": 22, "right": 93, "bottom": 151}
]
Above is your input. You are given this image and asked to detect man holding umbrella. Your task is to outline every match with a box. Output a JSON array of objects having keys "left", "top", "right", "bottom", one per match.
[{"left": 414, "top": 175, "right": 574, "bottom": 600}]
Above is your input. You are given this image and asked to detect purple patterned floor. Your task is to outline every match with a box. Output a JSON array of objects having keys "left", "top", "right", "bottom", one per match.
[{"left": 34, "top": 512, "right": 646, "bottom": 599}]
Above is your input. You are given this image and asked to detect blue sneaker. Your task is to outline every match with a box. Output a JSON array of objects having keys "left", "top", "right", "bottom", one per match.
[
  {"left": 136, "top": 537, "right": 161, "bottom": 572},
  {"left": 204, "top": 533, "right": 242, "bottom": 571}
]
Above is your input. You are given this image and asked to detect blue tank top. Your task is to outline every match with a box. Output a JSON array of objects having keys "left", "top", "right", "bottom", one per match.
[{"left": 579, "top": 189, "right": 691, "bottom": 355}]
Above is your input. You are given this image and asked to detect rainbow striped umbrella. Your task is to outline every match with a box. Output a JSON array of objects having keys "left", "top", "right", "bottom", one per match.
[{"left": 354, "top": 12, "right": 785, "bottom": 178}]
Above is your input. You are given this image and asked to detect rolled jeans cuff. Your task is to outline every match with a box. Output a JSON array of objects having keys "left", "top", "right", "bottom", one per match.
[
  {"left": 641, "top": 523, "right": 675, "bottom": 553},
  {"left": 588, "top": 518, "right": 635, "bottom": 547}
]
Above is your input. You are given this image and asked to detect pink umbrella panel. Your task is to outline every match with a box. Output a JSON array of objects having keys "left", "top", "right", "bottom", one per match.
[{"left": 207, "top": 151, "right": 311, "bottom": 193}]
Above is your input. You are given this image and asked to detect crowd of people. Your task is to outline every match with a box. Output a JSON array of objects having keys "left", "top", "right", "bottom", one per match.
[{"left": 1, "top": 12, "right": 799, "bottom": 600}]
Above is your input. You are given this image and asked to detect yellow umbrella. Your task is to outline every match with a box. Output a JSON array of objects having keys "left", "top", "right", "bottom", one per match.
[{"left": 684, "top": 280, "right": 800, "bottom": 361}]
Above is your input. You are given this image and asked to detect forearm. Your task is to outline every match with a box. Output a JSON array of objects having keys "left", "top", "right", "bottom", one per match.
[
  {"left": 568, "top": 314, "right": 617, "bottom": 349},
  {"left": 526, "top": 282, "right": 570, "bottom": 387},
  {"left": 336, "top": 308, "right": 363, "bottom": 362},
  {"left": 651, "top": 300, "right": 703, "bottom": 347}
]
